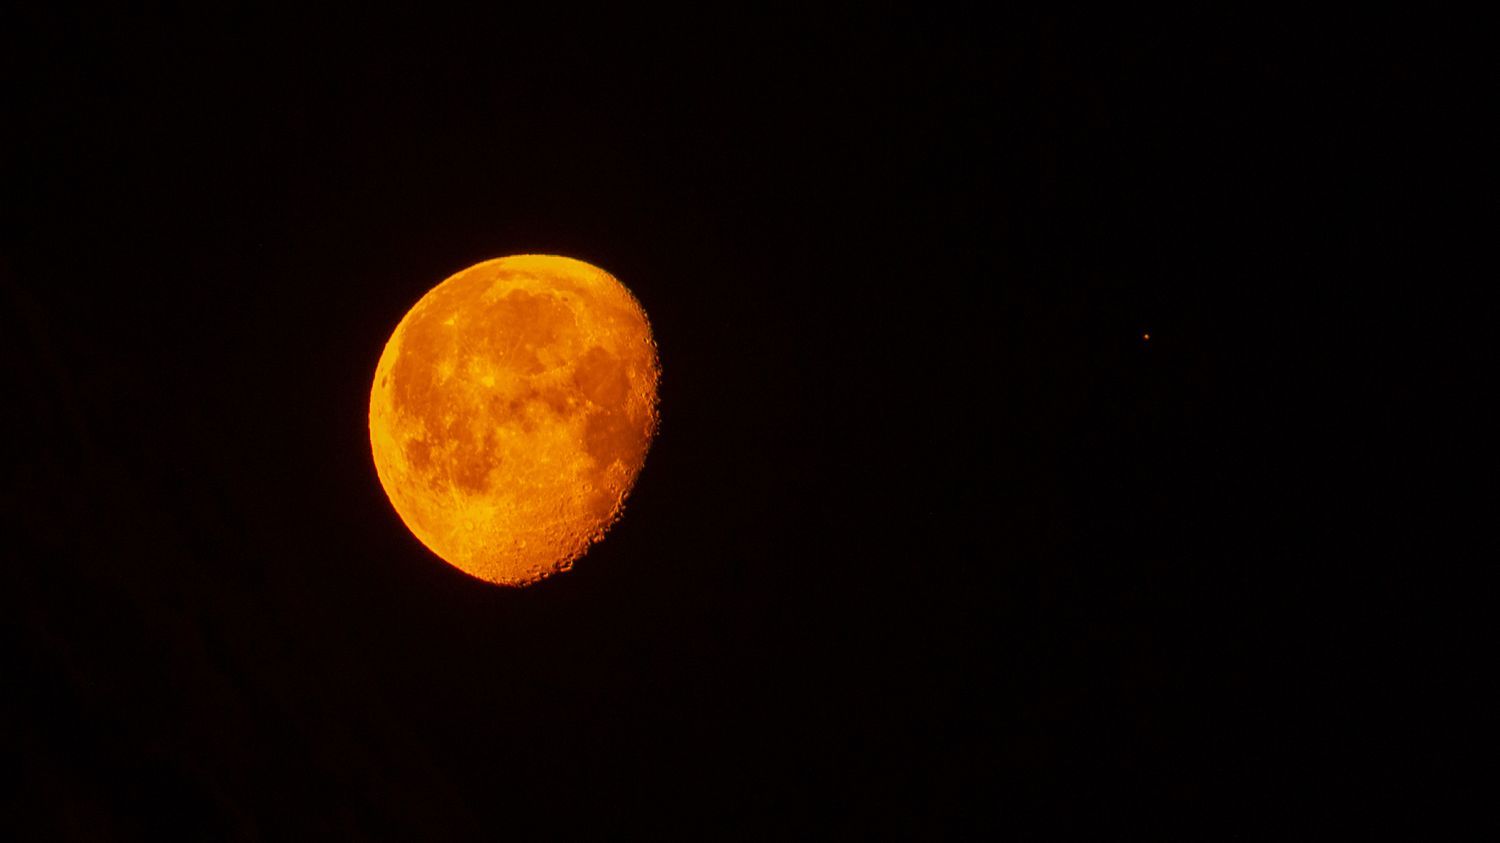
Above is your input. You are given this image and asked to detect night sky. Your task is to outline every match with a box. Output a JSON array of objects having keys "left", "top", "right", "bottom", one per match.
[{"left": 3, "top": 9, "right": 1454, "bottom": 839}]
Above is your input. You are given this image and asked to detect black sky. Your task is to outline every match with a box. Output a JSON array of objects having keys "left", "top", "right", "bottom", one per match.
[{"left": 2, "top": 8, "right": 1456, "bottom": 839}]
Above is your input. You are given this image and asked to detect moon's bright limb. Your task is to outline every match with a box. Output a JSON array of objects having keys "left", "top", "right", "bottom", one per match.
[{"left": 369, "top": 255, "right": 660, "bottom": 586}]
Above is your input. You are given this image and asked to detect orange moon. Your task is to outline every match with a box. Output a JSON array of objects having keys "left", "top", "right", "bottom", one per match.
[{"left": 369, "top": 255, "right": 660, "bottom": 586}]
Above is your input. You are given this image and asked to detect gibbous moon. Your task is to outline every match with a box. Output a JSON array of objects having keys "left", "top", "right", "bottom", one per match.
[{"left": 369, "top": 255, "right": 660, "bottom": 586}]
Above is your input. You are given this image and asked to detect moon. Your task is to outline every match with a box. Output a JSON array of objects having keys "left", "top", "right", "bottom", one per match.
[{"left": 369, "top": 255, "right": 660, "bottom": 586}]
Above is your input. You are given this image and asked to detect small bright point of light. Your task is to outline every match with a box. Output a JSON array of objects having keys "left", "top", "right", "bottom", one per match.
[{"left": 1143, "top": 333, "right": 1151, "bottom": 341}]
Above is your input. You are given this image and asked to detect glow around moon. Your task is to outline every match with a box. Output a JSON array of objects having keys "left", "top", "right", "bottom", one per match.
[{"left": 369, "top": 255, "right": 660, "bottom": 586}]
